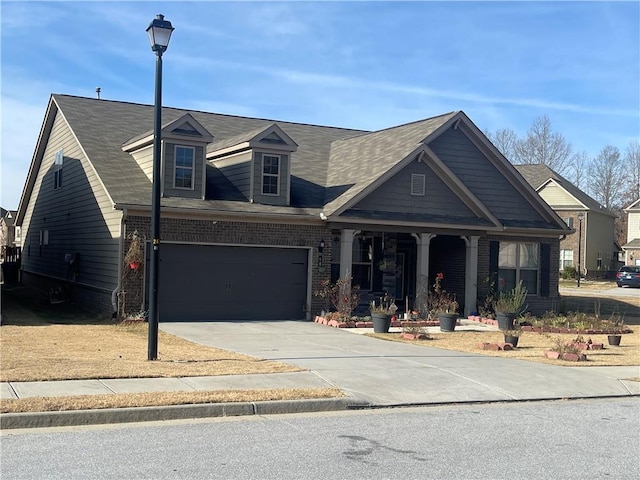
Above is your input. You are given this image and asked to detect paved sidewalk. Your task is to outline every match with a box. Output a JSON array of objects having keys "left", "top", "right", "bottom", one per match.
[{"left": 2, "top": 319, "right": 639, "bottom": 429}]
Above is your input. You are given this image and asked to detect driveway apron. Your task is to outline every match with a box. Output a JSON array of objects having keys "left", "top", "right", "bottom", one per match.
[{"left": 160, "top": 321, "right": 640, "bottom": 406}]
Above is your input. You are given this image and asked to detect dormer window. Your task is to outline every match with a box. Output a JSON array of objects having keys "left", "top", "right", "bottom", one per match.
[
  {"left": 262, "top": 154, "right": 280, "bottom": 195},
  {"left": 174, "top": 146, "right": 195, "bottom": 189}
]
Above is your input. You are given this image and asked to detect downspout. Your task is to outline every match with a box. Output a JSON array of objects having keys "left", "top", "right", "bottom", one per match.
[{"left": 111, "top": 210, "right": 126, "bottom": 318}]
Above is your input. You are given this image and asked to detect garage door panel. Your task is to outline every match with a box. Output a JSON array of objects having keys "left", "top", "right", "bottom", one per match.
[{"left": 157, "top": 244, "right": 308, "bottom": 321}]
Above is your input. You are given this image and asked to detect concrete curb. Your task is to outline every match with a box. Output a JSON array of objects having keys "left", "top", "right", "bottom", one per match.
[{"left": 0, "top": 397, "right": 366, "bottom": 430}]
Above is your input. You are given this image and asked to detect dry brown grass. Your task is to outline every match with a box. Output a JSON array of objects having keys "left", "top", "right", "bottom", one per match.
[
  {"left": 369, "top": 329, "right": 640, "bottom": 367},
  {"left": 0, "top": 388, "right": 343, "bottom": 414},
  {"left": 0, "top": 322, "right": 301, "bottom": 382}
]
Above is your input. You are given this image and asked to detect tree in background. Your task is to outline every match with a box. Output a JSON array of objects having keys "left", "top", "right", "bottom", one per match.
[
  {"left": 587, "top": 146, "right": 625, "bottom": 210},
  {"left": 570, "top": 150, "right": 590, "bottom": 190},
  {"left": 485, "top": 116, "right": 637, "bottom": 252},
  {"left": 623, "top": 140, "right": 640, "bottom": 204},
  {"left": 484, "top": 128, "right": 521, "bottom": 163},
  {"left": 514, "top": 115, "right": 573, "bottom": 175}
]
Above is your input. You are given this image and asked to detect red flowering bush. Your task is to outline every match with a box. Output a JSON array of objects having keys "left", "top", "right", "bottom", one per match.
[{"left": 429, "top": 273, "right": 458, "bottom": 315}]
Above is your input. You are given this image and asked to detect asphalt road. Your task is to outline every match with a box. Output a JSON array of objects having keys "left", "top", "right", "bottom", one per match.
[{"left": 2, "top": 398, "right": 639, "bottom": 479}]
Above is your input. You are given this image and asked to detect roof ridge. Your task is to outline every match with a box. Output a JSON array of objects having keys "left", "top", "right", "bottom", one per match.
[{"left": 52, "top": 93, "right": 367, "bottom": 134}]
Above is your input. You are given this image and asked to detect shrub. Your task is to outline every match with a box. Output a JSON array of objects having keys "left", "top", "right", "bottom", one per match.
[{"left": 561, "top": 265, "right": 577, "bottom": 280}]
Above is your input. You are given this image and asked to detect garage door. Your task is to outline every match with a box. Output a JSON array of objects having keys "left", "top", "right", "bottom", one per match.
[{"left": 156, "top": 244, "right": 308, "bottom": 322}]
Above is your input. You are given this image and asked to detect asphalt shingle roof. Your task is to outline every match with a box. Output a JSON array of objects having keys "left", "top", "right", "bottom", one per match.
[{"left": 514, "top": 164, "right": 615, "bottom": 216}]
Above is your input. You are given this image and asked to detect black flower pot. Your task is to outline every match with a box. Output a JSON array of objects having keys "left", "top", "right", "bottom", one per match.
[
  {"left": 504, "top": 335, "right": 519, "bottom": 347},
  {"left": 371, "top": 313, "right": 392, "bottom": 333},
  {"left": 496, "top": 312, "right": 516, "bottom": 330},
  {"left": 607, "top": 335, "right": 622, "bottom": 346},
  {"left": 438, "top": 313, "right": 457, "bottom": 332}
]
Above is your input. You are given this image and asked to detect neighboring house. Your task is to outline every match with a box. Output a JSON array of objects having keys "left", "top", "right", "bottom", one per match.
[
  {"left": 0, "top": 208, "right": 20, "bottom": 260},
  {"left": 515, "top": 165, "right": 619, "bottom": 278},
  {"left": 16, "top": 94, "right": 571, "bottom": 321},
  {"left": 622, "top": 198, "right": 640, "bottom": 266}
]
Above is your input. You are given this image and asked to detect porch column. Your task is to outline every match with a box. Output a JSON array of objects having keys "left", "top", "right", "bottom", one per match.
[
  {"left": 339, "top": 229, "right": 360, "bottom": 279},
  {"left": 462, "top": 235, "right": 480, "bottom": 317},
  {"left": 412, "top": 233, "right": 435, "bottom": 285}
]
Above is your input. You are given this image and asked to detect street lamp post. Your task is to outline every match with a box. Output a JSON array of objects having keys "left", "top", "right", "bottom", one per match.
[
  {"left": 146, "top": 14, "right": 174, "bottom": 361},
  {"left": 577, "top": 212, "right": 584, "bottom": 288}
]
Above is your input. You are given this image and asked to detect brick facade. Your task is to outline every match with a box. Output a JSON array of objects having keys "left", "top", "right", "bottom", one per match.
[{"left": 121, "top": 215, "right": 331, "bottom": 317}]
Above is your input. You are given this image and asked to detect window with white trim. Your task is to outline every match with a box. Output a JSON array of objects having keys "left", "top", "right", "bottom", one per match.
[
  {"left": 54, "top": 150, "right": 64, "bottom": 189},
  {"left": 559, "top": 249, "right": 573, "bottom": 270},
  {"left": 352, "top": 236, "right": 373, "bottom": 290},
  {"left": 498, "top": 242, "right": 538, "bottom": 294},
  {"left": 411, "top": 174, "right": 425, "bottom": 196},
  {"left": 174, "top": 146, "right": 195, "bottom": 189},
  {"left": 262, "top": 154, "right": 280, "bottom": 195}
]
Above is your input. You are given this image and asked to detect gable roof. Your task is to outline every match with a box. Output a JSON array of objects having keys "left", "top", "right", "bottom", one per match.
[
  {"left": 17, "top": 94, "right": 570, "bottom": 234},
  {"left": 625, "top": 198, "right": 640, "bottom": 212},
  {"left": 515, "top": 164, "right": 616, "bottom": 217}
]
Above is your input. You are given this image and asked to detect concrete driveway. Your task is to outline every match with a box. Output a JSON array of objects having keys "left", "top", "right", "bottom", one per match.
[{"left": 161, "top": 321, "right": 640, "bottom": 406}]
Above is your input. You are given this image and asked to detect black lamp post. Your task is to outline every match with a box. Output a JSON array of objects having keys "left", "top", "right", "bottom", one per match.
[
  {"left": 577, "top": 212, "right": 584, "bottom": 288},
  {"left": 146, "top": 14, "right": 174, "bottom": 361}
]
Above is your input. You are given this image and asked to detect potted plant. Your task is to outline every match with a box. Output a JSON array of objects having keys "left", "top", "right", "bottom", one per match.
[
  {"left": 607, "top": 317, "right": 625, "bottom": 346},
  {"left": 370, "top": 293, "right": 397, "bottom": 333},
  {"left": 493, "top": 281, "right": 527, "bottom": 330},
  {"left": 430, "top": 273, "right": 459, "bottom": 332},
  {"left": 124, "top": 230, "right": 145, "bottom": 270},
  {"left": 503, "top": 328, "right": 521, "bottom": 347}
]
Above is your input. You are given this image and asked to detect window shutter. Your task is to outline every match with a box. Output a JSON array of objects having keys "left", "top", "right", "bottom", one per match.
[
  {"left": 489, "top": 241, "right": 499, "bottom": 287},
  {"left": 540, "top": 243, "right": 550, "bottom": 297}
]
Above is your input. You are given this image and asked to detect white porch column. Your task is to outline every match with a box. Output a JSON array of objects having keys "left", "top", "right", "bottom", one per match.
[
  {"left": 462, "top": 235, "right": 480, "bottom": 317},
  {"left": 339, "top": 229, "right": 359, "bottom": 279},
  {"left": 412, "top": 233, "right": 435, "bottom": 285}
]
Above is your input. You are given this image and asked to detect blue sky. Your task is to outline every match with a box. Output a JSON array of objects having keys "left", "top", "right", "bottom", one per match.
[{"left": 1, "top": 0, "right": 639, "bottom": 210}]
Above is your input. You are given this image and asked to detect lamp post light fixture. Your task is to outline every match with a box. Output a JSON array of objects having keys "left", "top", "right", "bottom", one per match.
[
  {"left": 577, "top": 212, "right": 584, "bottom": 288},
  {"left": 146, "top": 14, "right": 174, "bottom": 361}
]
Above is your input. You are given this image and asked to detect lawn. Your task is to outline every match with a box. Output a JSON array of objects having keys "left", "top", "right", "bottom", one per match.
[
  {"left": 368, "top": 329, "right": 640, "bottom": 367},
  {"left": 0, "top": 290, "right": 341, "bottom": 414}
]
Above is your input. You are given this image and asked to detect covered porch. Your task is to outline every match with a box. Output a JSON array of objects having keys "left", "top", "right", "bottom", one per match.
[{"left": 329, "top": 229, "right": 480, "bottom": 317}]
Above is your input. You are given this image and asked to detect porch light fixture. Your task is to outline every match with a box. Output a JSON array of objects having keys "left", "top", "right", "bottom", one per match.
[
  {"left": 577, "top": 212, "right": 584, "bottom": 288},
  {"left": 146, "top": 14, "right": 174, "bottom": 361},
  {"left": 318, "top": 240, "right": 325, "bottom": 253}
]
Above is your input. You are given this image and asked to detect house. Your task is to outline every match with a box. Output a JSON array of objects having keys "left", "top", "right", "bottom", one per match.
[
  {"left": 515, "top": 164, "right": 619, "bottom": 278},
  {"left": 622, "top": 198, "right": 640, "bottom": 266},
  {"left": 0, "top": 208, "right": 20, "bottom": 260},
  {"left": 16, "top": 94, "right": 572, "bottom": 321}
]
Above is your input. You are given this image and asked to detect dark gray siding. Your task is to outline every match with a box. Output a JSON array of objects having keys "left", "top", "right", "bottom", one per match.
[
  {"left": 252, "top": 151, "right": 289, "bottom": 206},
  {"left": 430, "top": 128, "right": 546, "bottom": 223},
  {"left": 20, "top": 110, "right": 122, "bottom": 294},
  {"left": 354, "top": 161, "right": 475, "bottom": 217},
  {"left": 163, "top": 143, "right": 205, "bottom": 199},
  {"left": 215, "top": 151, "right": 252, "bottom": 200}
]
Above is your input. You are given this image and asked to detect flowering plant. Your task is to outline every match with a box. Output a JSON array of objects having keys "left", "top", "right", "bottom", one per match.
[
  {"left": 429, "top": 273, "right": 458, "bottom": 315},
  {"left": 313, "top": 274, "right": 361, "bottom": 320},
  {"left": 370, "top": 292, "right": 398, "bottom": 315}
]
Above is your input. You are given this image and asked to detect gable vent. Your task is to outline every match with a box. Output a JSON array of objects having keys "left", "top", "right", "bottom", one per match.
[
  {"left": 411, "top": 174, "right": 426, "bottom": 196},
  {"left": 172, "top": 122, "right": 201, "bottom": 136},
  {"left": 261, "top": 132, "right": 286, "bottom": 144}
]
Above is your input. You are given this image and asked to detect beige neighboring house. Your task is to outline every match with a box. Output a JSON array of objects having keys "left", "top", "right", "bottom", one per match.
[
  {"left": 622, "top": 198, "right": 640, "bottom": 266},
  {"left": 0, "top": 208, "right": 20, "bottom": 260},
  {"left": 516, "top": 165, "right": 619, "bottom": 279}
]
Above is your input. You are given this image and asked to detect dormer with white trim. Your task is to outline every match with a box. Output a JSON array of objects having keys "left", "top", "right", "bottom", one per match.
[
  {"left": 207, "top": 123, "right": 298, "bottom": 206},
  {"left": 122, "top": 113, "right": 213, "bottom": 199}
]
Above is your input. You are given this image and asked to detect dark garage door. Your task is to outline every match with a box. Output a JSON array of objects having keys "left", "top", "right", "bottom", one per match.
[{"left": 157, "top": 244, "right": 308, "bottom": 322}]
